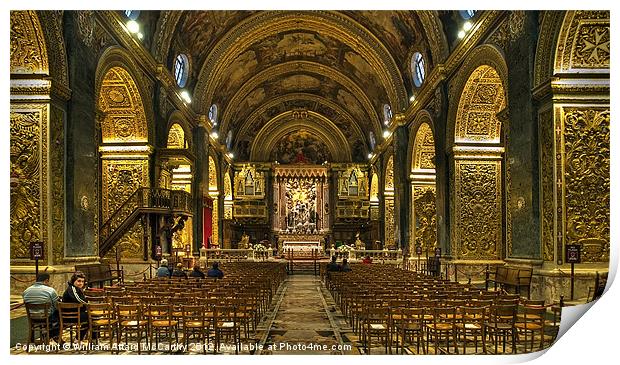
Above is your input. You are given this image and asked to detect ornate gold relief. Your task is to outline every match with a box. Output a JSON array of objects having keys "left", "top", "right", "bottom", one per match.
[
  {"left": 233, "top": 164, "right": 266, "bottom": 199},
  {"left": 99, "top": 67, "right": 148, "bottom": 143},
  {"left": 413, "top": 123, "right": 435, "bottom": 170},
  {"left": 338, "top": 165, "right": 368, "bottom": 199},
  {"left": 208, "top": 156, "right": 218, "bottom": 192},
  {"left": 455, "top": 161, "right": 502, "bottom": 259},
  {"left": 101, "top": 160, "right": 149, "bottom": 222},
  {"left": 10, "top": 106, "right": 47, "bottom": 261},
  {"left": 455, "top": 66, "right": 506, "bottom": 144},
  {"left": 166, "top": 123, "right": 186, "bottom": 149},
  {"left": 50, "top": 106, "right": 65, "bottom": 264},
  {"left": 412, "top": 186, "right": 437, "bottom": 253},
  {"left": 385, "top": 155, "right": 394, "bottom": 191},
  {"left": 555, "top": 11, "right": 610, "bottom": 72},
  {"left": 208, "top": 156, "right": 219, "bottom": 244},
  {"left": 563, "top": 108, "right": 609, "bottom": 263},
  {"left": 384, "top": 198, "right": 395, "bottom": 247},
  {"left": 10, "top": 11, "right": 49, "bottom": 74},
  {"left": 539, "top": 109, "right": 555, "bottom": 261}
]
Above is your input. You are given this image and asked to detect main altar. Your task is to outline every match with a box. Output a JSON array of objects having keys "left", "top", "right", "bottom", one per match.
[{"left": 272, "top": 164, "right": 329, "bottom": 256}]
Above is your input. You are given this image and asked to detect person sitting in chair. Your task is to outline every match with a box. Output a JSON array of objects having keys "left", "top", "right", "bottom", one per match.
[
  {"left": 326, "top": 256, "right": 340, "bottom": 272},
  {"left": 23, "top": 273, "right": 60, "bottom": 340},
  {"left": 171, "top": 263, "right": 188, "bottom": 278},
  {"left": 339, "top": 259, "right": 352, "bottom": 272},
  {"left": 207, "top": 262, "right": 224, "bottom": 279},
  {"left": 188, "top": 265, "right": 205, "bottom": 279},
  {"left": 156, "top": 259, "right": 172, "bottom": 277}
]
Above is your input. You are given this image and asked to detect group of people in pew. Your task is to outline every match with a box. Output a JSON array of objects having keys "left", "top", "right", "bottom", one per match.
[{"left": 156, "top": 259, "right": 224, "bottom": 279}]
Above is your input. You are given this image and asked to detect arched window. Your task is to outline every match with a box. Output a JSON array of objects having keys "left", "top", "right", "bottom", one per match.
[
  {"left": 383, "top": 104, "right": 392, "bottom": 125},
  {"left": 412, "top": 52, "right": 426, "bottom": 88},
  {"left": 459, "top": 10, "right": 476, "bottom": 19},
  {"left": 124, "top": 10, "right": 140, "bottom": 20},
  {"left": 174, "top": 54, "right": 189, "bottom": 88},
  {"left": 208, "top": 104, "right": 218, "bottom": 125},
  {"left": 369, "top": 131, "right": 376, "bottom": 150}
]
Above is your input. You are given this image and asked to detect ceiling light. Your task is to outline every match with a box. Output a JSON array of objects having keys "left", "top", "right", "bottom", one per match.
[
  {"left": 210, "top": 131, "right": 219, "bottom": 139},
  {"left": 137, "top": 32, "right": 144, "bottom": 40},
  {"left": 126, "top": 20, "right": 140, "bottom": 34},
  {"left": 367, "top": 153, "right": 374, "bottom": 159},
  {"left": 383, "top": 130, "right": 392, "bottom": 139},
  {"left": 463, "top": 21, "right": 473, "bottom": 31},
  {"left": 409, "top": 94, "right": 416, "bottom": 102},
  {"left": 227, "top": 152, "right": 234, "bottom": 159},
  {"left": 458, "top": 30, "right": 466, "bottom": 39},
  {"left": 180, "top": 90, "right": 191, "bottom": 104}
]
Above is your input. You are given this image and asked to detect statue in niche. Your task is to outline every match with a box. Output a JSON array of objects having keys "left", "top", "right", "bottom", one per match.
[
  {"left": 354, "top": 232, "right": 365, "bottom": 250},
  {"left": 240, "top": 231, "right": 250, "bottom": 249}
]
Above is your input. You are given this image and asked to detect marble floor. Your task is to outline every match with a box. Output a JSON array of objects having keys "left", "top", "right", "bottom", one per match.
[{"left": 10, "top": 274, "right": 559, "bottom": 355}]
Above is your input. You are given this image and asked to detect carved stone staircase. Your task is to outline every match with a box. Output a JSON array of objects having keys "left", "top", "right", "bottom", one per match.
[{"left": 99, "top": 187, "right": 193, "bottom": 257}]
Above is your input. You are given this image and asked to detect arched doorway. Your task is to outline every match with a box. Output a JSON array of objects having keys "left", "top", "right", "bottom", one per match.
[
  {"left": 384, "top": 155, "right": 395, "bottom": 249},
  {"left": 451, "top": 64, "right": 506, "bottom": 260},
  {"left": 410, "top": 120, "right": 437, "bottom": 257},
  {"left": 97, "top": 66, "right": 150, "bottom": 259}
]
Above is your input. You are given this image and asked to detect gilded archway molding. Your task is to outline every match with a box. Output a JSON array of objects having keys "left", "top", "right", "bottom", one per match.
[
  {"left": 36, "top": 11, "right": 70, "bottom": 95},
  {"left": 445, "top": 44, "right": 508, "bottom": 151},
  {"left": 533, "top": 11, "right": 566, "bottom": 90},
  {"left": 554, "top": 11, "right": 610, "bottom": 74},
  {"left": 406, "top": 109, "right": 436, "bottom": 172},
  {"left": 194, "top": 11, "right": 407, "bottom": 112},
  {"left": 417, "top": 11, "right": 450, "bottom": 64},
  {"left": 220, "top": 60, "right": 381, "bottom": 137},
  {"left": 95, "top": 46, "right": 155, "bottom": 142},
  {"left": 166, "top": 110, "right": 193, "bottom": 149},
  {"left": 250, "top": 111, "right": 351, "bottom": 162},
  {"left": 237, "top": 92, "right": 366, "bottom": 148},
  {"left": 10, "top": 10, "right": 49, "bottom": 76}
]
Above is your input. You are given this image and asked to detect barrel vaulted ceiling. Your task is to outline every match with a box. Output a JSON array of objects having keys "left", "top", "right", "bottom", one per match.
[{"left": 152, "top": 10, "right": 448, "bottom": 163}]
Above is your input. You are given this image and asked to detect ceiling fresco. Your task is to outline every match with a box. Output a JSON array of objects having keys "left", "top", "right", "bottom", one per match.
[
  {"left": 154, "top": 10, "right": 444, "bottom": 163},
  {"left": 269, "top": 130, "right": 332, "bottom": 165}
]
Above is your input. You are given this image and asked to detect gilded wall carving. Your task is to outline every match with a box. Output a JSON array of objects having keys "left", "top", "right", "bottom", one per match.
[
  {"left": 77, "top": 10, "right": 95, "bottom": 47},
  {"left": 487, "top": 11, "right": 526, "bottom": 52},
  {"left": 412, "top": 186, "right": 437, "bottom": 253},
  {"left": 338, "top": 166, "right": 368, "bottom": 198},
  {"left": 455, "top": 66, "right": 506, "bottom": 143},
  {"left": 10, "top": 107, "right": 47, "bottom": 260},
  {"left": 38, "top": 11, "right": 69, "bottom": 90},
  {"left": 413, "top": 123, "right": 435, "bottom": 170},
  {"left": 455, "top": 161, "right": 502, "bottom": 259},
  {"left": 167, "top": 123, "right": 186, "bottom": 149},
  {"left": 101, "top": 160, "right": 149, "bottom": 222},
  {"left": 385, "top": 155, "right": 394, "bottom": 190},
  {"left": 99, "top": 67, "right": 148, "bottom": 143},
  {"left": 384, "top": 199, "right": 395, "bottom": 247},
  {"left": 208, "top": 156, "right": 219, "bottom": 244},
  {"left": 539, "top": 109, "right": 555, "bottom": 261},
  {"left": 10, "top": 11, "right": 49, "bottom": 74},
  {"left": 50, "top": 106, "right": 65, "bottom": 263},
  {"left": 555, "top": 11, "right": 609, "bottom": 72},
  {"left": 234, "top": 164, "right": 265, "bottom": 199},
  {"left": 563, "top": 108, "right": 609, "bottom": 263}
]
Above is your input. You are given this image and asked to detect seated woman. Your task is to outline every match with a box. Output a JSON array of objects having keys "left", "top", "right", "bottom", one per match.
[{"left": 61, "top": 271, "right": 92, "bottom": 340}]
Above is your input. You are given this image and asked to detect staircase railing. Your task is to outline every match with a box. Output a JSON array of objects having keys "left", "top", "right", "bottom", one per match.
[{"left": 99, "top": 187, "right": 192, "bottom": 257}]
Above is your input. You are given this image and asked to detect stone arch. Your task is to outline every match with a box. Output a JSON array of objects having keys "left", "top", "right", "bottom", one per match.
[
  {"left": 96, "top": 61, "right": 151, "bottom": 259},
  {"left": 446, "top": 44, "right": 508, "bottom": 151},
  {"left": 96, "top": 46, "right": 155, "bottom": 143},
  {"left": 450, "top": 60, "right": 506, "bottom": 260},
  {"left": 408, "top": 112, "right": 438, "bottom": 256}
]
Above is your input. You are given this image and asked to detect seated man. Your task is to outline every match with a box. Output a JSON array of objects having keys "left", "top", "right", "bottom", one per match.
[
  {"left": 188, "top": 265, "right": 205, "bottom": 279},
  {"left": 339, "top": 259, "right": 352, "bottom": 272},
  {"left": 326, "top": 256, "right": 340, "bottom": 272},
  {"left": 23, "top": 273, "right": 60, "bottom": 340},
  {"left": 207, "top": 262, "right": 224, "bottom": 279},
  {"left": 171, "top": 263, "right": 188, "bottom": 278},
  {"left": 156, "top": 259, "right": 172, "bottom": 277}
]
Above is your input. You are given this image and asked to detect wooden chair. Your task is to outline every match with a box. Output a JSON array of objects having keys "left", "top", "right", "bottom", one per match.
[
  {"left": 57, "top": 302, "right": 88, "bottom": 346},
  {"left": 515, "top": 305, "right": 546, "bottom": 352},
  {"left": 455, "top": 306, "right": 486, "bottom": 354},
  {"left": 425, "top": 307, "right": 458, "bottom": 354},
  {"left": 361, "top": 306, "right": 390, "bottom": 354},
  {"left": 115, "top": 303, "right": 148, "bottom": 354},
  {"left": 86, "top": 302, "right": 117, "bottom": 353},
  {"left": 393, "top": 307, "right": 425, "bottom": 354},
  {"left": 213, "top": 304, "right": 241, "bottom": 354},
  {"left": 148, "top": 304, "right": 179, "bottom": 353},
  {"left": 484, "top": 304, "right": 517, "bottom": 354},
  {"left": 24, "top": 303, "right": 53, "bottom": 352},
  {"left": 182, "top": 304, "right": 211, "bottom": 354}
]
